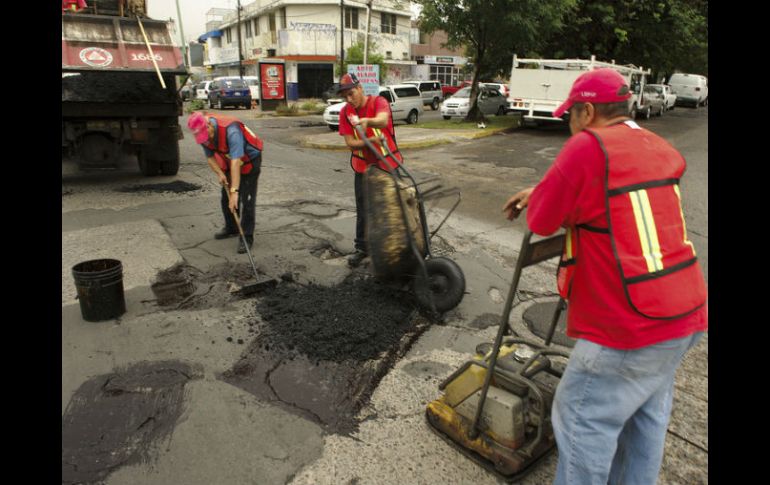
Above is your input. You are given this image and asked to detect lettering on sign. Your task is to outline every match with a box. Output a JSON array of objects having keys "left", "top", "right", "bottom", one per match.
[
  {"left": 79, "top": 47, "right": 113, "bottom": 67},
  {"left": 131, "top": 53, "right": 164, "bottom": 62}
]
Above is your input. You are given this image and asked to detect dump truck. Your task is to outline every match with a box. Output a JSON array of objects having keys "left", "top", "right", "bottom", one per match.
[{"left": 62, "top": 0, "right": 187, "bottom": 176}]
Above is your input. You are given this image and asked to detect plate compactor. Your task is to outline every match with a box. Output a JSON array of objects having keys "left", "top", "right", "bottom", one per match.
[{"left": 426, "top": 231, "right": 572, "bottom": 482}]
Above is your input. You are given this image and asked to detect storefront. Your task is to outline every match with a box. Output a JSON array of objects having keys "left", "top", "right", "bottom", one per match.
[{"left": 413, "top": 55, "right": 468, "bottom": 86}]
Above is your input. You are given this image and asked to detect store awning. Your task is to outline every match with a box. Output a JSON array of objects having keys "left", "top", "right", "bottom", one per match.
[{"left": 197, "top": 30, "right": 223, "bottom": 43}]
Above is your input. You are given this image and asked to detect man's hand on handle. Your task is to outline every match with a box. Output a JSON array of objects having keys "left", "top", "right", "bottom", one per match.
[{"left": 503, "top": 187, "right": 534, "bottom": 221}]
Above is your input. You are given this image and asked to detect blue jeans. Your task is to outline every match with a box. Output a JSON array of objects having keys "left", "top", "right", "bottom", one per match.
[{"left": 552, "top": 332, "right": 703, "bottom": 485}]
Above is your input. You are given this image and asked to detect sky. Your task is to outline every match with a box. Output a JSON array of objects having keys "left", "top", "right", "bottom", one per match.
[{"left": 147, "top": 0, "right": 421, "bottom": 45}]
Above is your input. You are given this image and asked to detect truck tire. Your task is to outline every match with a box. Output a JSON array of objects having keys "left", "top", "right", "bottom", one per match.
[
  {"left": 138, "top": 150, "right": 160, "bottom": 176},
  {"left": 407, "top": 110, "right": 419, "bottom": 125},
  {"left": 160, "top": 141, "right": 180, "bottom": 175},
  {"left": 413, "top": 257, "right": 466, "bottom": 313},
  {"left": 431, "top": 98, "right": 439, "bottom": 110}
]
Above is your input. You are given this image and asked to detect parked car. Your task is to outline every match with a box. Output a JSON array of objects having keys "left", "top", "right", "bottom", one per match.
[
  {"left": 440, "top": 86, "right": 508, "bottom": 119},
  {"left": 647, "top": 84, "right": 676, "bottom": 111},
  {"left": 481, "top": 82, "right": 509, "bottom": 98},
  {"left": 638, "top": 85, "right": 665, "bottom": 118},
  {"left": 403, "top": 80, "right": 443, "bottom": 110},
  {"left": 442, "top": 80, "right": 472, "bottom": 99},
  {"left": 668, "top": 73, "right": 708, "bottom": 108},
  {"left": 323, "top": 84, "right": 423, "bottom": 131},
  {"left": 180, "top": 84, "right": 192, "bottom": 101},
  {"left": 207, "top": 78, "right": 252, "bottom": 109},
  {"left": 195, "top": 80, "right": 213, "bottom": 101}
]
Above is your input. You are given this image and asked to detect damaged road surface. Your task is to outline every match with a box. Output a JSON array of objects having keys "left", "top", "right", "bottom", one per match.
[
  {"left": 61, "top": 361, "right": 203, "bottom": 484},
  {"left": 221, "top": 275, "right": 433, "bottom": 434}
]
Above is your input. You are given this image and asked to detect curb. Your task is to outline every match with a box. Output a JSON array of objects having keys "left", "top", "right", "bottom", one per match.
[{"left": 300, "top": 136, "right": 454, "bottom": 151}]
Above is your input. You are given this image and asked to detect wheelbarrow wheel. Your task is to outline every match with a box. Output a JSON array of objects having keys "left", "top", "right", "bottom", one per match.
[{"left": 413, "top": 257, "right": 465, "bottom": 313}]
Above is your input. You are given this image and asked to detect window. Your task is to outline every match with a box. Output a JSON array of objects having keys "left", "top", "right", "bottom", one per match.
[
  {"left": 380, "top": 90, "right": 393, "bottom": 103},
  {"left": 254, "top": 17, "right": 260, "bottom": 35},
  {"left": 394, "top": 86, "right": 420, "bottom": 98},
  {"left": 245, "top": 20, "right": 252, "bottom": 38},
  {"left": 385, "top": 51, "right": 392, "bottom": 59},
  {"left": 430, "top": 65, "right": 461, "bottom": 87},
  {"left": 269, "top": 13, "right": 276, "bottom": 43},
  {"left": 280, "top": 7, "right": 287, "bottom": 29},
  {"left": 381, "top": 13, "right": 396, "bottom": 34},
  {"left": 345, "top": 7, "right": 359, "bottom": 29},
  {"left": 402, "top": 52, "right": 408, "bottom": 60},
  {"left": 225, "top": 27, "right": 232, "bottom": 44}
]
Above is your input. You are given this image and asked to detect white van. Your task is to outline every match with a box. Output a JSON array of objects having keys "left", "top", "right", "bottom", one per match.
[
  {"left": 323, "top": 84, "right": 423, "bottom": 130},
  {"left": 403, "top": 80, "right": 443, "bottom": 110},
  {"left": 668, "top": 73, "right": 708, "bottom": 107}
]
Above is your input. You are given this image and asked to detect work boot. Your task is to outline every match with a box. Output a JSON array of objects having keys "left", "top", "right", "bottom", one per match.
[
  {"left": 237, "top": 236, "right": 254, "bottom": 254},
  {"left": 215, "top": 227, "right": 239, "bottom": 240},
  {"left": 347, "top": 250, "right": 368, "bottom": 268}
]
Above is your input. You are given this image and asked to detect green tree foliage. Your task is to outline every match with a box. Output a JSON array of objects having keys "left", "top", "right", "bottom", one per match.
[
  {"left": 335, "top": 40, "right": 388, "bottom": 78},
  {"left": 539, "top": 0, "right": 708, "bottom": 81},
  {"left": 415, "top": 0, "right": 576, "bottom": 121}
]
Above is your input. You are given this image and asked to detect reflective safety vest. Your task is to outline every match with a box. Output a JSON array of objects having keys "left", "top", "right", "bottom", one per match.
[
  {"left": 342, "top": 96, "right": 402, "bottom": 173},
  {"left": 202, "top": 114, "right": 263, "bottom": 175},
  {"left": 557, "top": 121, "right": 707, "bottom": 320}
]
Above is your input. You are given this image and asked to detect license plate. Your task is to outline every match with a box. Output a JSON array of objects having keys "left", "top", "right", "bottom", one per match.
[
  {"left": 447, "top": 110, "right": 456, "bottom": 114},
  {"left": 234, "top": 92, "right": 242, "bottom": 96}
]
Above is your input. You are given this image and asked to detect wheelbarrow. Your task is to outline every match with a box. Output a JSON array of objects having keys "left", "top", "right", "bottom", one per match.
[{"left": 354, "top": 124, "right": 465, "bottom": 314}]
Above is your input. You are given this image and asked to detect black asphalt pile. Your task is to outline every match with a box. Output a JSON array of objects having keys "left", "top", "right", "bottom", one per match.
[
  {"left": 256, "top": 276, "right": 417, "bottom": 363},
  {"left": 118, "top": 180, "right": 202, "bottom": 194}
]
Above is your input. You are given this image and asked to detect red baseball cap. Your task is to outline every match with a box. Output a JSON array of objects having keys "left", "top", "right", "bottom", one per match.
[
  {"left": 553, "top": 68, "right": 632, "bottom": 118},
  {"left": 187, "top": 111, "right": 210, "bottom": 144},
  {"left": 337, "top": 73, "right": 360, "bottom": 93}
]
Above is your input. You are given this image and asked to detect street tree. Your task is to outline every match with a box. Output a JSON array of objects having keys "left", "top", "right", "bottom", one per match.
[
  {"left": 415, "top": 0, "right": 575, "bottom": 121},
  {"left": 336, "top": 40, "right": 388, "bottom": 78},
  {"left": 539, "top": 0, "right": 707, "bottom": 81}
]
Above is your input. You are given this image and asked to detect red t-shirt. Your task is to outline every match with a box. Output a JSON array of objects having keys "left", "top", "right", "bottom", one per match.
[
  {"left": 527, "top": 122, "right": 707, "bottom": 349},
  {"left": 338, "top": 95, "right": 395, "bottom": 165}
]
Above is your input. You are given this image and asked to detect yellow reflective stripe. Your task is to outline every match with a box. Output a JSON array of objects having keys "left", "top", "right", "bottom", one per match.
[
  {"left": 352, "top": 127, "right": 364, "bottom": 158},
  {"left": 673, "top": 185, "right": 696, "bottom": 256},
  {"left": 565, "top": 227, "right": 574, "bottom": 259},
  {"left": 244, "top": 126, "right": 256, "bottom": 138},
  {"left": 629, "top": 189, "right": 664, "bottom": 272},
  {"left": 371, "top": 128, "right": 388, "bottom": 155}
]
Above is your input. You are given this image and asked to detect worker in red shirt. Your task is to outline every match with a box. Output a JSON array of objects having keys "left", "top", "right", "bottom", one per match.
[
  {"left": 503, "top": 68, "right": 707, "bottom": 485},
  {"left": 337, "top": 73, "right": 402, "bottom": 267}
]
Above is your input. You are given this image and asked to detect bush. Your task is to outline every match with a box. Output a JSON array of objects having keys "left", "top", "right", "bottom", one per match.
[
  {"left": 300, "top": 101, "right": 325, "bottom": 114},
  {"left": 186, "top": 99, "right": 206, "bottom": 113},
  {"left": 276, "top": 103, "right": 300, "bottom": 115}
]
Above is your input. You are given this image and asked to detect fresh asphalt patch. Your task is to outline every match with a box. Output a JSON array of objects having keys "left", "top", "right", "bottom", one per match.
[
  {"left": 221, "top": 275, "right": 434, "bottom": 434},
  {"left": 61, "top": 361, "right": 203, "bottom": 484},
  {"left": 117, "top": 180, "right": 202, "bottom": 194}
]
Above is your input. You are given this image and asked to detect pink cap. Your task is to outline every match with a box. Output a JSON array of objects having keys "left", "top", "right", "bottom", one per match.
[
  {"left": 187, "top": 111, "right": 209, "bottom": 144},
  {"left": 553, "top": 68, "right": 632, "bottom": 118}
]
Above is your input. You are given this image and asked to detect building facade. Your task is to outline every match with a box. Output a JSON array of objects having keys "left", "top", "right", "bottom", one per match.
[
  {"left": 197, "top": 0, "right": 413, "bottom": 98},
  {"left": 410, "top": 24, "right": 469, "bottom": 87}
]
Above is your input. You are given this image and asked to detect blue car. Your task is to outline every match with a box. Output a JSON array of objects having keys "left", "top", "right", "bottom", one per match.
[{"left": 207, "top": 77, "right": 252, "bottom": 109}]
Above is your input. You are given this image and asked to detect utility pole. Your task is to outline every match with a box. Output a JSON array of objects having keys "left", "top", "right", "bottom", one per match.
[
  {"left": 363, "top": 0, "right": 372, "bottom": 65},
  {"left": 339, "top": 0, "right": 345, "bottom": 76},
  {"left": 236, "top": 0, "right": 244, "bottom": 78},
  {"left": 173, "top": 0, "right": 188, "bottom": 68}
]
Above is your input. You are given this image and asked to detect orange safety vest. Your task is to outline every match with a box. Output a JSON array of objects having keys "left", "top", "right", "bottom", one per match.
[
  {"left": 342, "top": 96, "right": 402, "bottom": 173},
  {"left": 557, "top": 123, "right": 707, "bottom": 319},
  {"left": 202, "top": 113, "right": 263, "bottom": 175}
]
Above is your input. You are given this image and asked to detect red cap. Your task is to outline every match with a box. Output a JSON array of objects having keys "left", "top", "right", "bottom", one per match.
[
  {"left": 337, "top": 73, "right": 360, "bottom": 93},
  {"left": 187, "top": 111, "right": 209, "bottom": 144},
  {"left": 553, "top": 68, "right": 631, "bottom": 118}
]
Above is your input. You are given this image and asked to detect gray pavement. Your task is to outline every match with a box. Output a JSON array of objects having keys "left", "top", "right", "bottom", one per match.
[{"left": 62, "top": 107, "right": 707, "bottom": 485}]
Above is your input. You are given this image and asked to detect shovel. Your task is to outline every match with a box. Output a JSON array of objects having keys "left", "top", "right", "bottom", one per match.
[{"left": 229, "top": 202, "right": 277, "bottom": 296}]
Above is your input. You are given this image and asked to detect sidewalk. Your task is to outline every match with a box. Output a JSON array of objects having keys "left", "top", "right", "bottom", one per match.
[{"left": 301, "top": 123, "right": 519, "bottom": 150}]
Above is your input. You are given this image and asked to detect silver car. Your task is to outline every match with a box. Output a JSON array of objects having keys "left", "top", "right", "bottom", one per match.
[{"left": 440, "top": 86, "right": 508, "bottom": 119}]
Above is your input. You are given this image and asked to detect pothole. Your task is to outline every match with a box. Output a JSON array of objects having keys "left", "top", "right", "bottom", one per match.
[
  {"left": 309, "top": 241, "right": 344, "bottom": 260},
  {"left": 470, "top": 312, "right": 502, "bottom": 329},
  {"left": 62, "top": 361, "right": 203, "bottom": 484},
  {"left": 488, "top": 287, "right": 504, "bottom": 304},
  {"left": 220, "top": 275, "right": 433, "bottom": 434},
  {"left": 288, "top": 200, "right": 344, "bottom": 218},
  {"left": 117, "top": 180, "right": 202, "bottom": 194}
]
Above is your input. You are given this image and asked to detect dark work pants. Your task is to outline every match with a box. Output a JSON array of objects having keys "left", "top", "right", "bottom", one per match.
[
  {"left": 354, "top": 171, "right": 366, "bottom": 252},
  {"left": 221, "top": 160, "right": 261, "bottom": 237}
]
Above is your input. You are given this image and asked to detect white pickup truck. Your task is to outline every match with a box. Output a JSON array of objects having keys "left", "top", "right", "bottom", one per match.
[
  {"left": 323, "top": 84, "right": 423, "bottom": 130},
  {"left": 506, "top": 55, "right": 653, "bottom": 125}
]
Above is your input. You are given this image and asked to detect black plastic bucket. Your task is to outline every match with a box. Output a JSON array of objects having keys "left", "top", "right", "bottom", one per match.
[{"left": 72, "top": 259, "right": 126, "bottom": 322}]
